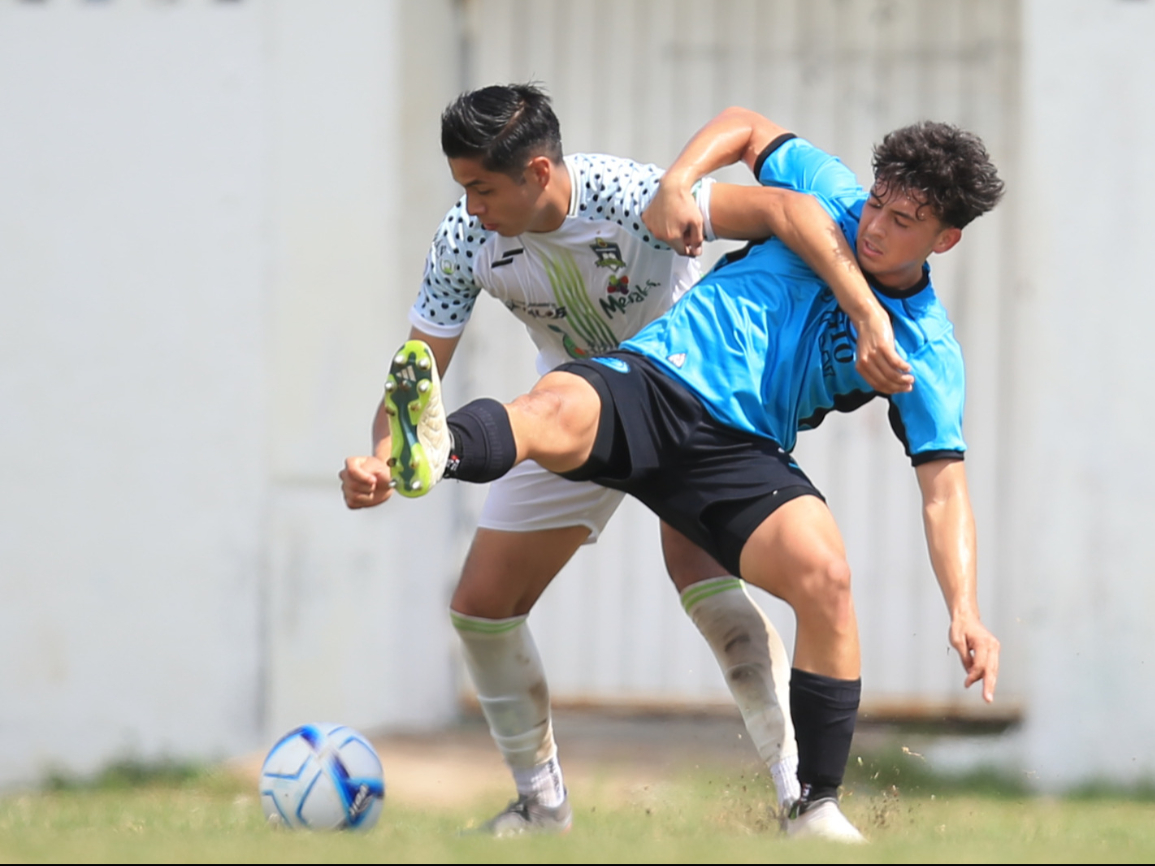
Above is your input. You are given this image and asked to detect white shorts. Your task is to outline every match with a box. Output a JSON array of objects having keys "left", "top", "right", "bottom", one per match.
[{"left": 477, "top": 460, "right": 625, "bottom": 543}]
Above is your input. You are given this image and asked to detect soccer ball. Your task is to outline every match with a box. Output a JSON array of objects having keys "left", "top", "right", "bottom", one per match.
[{"left": 259, "top": 723, "right": 385, "bottom": 830}]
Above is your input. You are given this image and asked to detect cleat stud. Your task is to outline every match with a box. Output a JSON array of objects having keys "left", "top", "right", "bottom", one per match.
[
  {"left": 417, "top": 380, "right": 430, "bottom": 393},
  {"left": 386, "top": 457, "right": 396, "bottom": 467},
  {"left": 409, "top": 458, "right": 420, "bottom": 469},
  {"left": 387, "top": 480, "right": 398, "bottom": 489},
  {"left": 417, "top": 357, "right": 431, "bottom": 371},
  {"left": 385, "top": 407, "right": 396, "bottom": 416},
  {"left": 409, "top": 480, "right": 423, "bottom": 492},
  {"left": 394, "top": 353, "right": 406, "bottom": 366},
  {"left": 384, "top": 380, "right": 395, "bottom": 392}
]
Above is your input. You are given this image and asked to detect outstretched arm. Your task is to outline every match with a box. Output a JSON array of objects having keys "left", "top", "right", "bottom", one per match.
[
  {"left": 916, "top": 458, "right": 1000, "bottom": 702},
  {"left": 340, "top": 328, "right": 460, "bottom": 508}
]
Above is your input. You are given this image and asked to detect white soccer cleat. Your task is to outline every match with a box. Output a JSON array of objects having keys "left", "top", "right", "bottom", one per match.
[
  {"left": 384, "top": 340, "right": 450, "bottom": 498},
  {"left": 473, "top": 793, "right": 573, "bottom": 838},
  {"left": 785, "top": 797, "right": 866, "bottom": 844}
]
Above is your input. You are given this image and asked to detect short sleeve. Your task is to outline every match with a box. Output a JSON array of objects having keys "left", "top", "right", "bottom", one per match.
[
  {"left": 409, "top": 197, "right": 488, "bottom": 337},
  {"left": 569, "top": 154, "right": 670, "bottom": 250},
  {"left": 885, "top": 334, "right": 967, "bottom": 464},
  {"left": 753, "top": 136, "right": 865, "bottom": 220}
]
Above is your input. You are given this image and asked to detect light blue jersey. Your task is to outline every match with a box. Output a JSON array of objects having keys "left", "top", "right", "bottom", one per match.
[{"left": 620, "top": 135, "right": 966, "bottom": 465}]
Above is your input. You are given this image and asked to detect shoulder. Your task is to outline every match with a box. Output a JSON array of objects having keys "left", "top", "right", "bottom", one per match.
[
  {"left": 755, "top": 137, "right": 865, "bottom": 215},
  {"left": 567, "top": 153, "right": 667, "bottom": 249}
]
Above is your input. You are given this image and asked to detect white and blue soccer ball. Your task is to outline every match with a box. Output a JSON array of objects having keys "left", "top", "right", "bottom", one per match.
[{"left": 259, "top": 723, "right": 386, "bottom": 831}]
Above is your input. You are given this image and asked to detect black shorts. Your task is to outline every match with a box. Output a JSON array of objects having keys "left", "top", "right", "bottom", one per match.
[{"left": 556, "top": 351, "right": 823, "bottom": 576}]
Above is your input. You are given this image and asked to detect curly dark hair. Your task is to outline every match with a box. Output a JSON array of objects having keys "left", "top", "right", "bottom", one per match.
[
  {"left": 872, "top": 122, "right": 1004, "bottom": 228},
  {"left": 441, "top": 83, "right": 563, "bottom": 178}
]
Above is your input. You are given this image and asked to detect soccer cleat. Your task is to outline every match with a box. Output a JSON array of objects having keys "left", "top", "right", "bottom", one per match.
[
  {"left": 475, "top": 793, "right": 573, "bottom": 838},
  {"left": 784, "top": 797, "right": 866, "bottom": 843},
  {"left": 384, "top": 340, "right": 450, "bottom": 498}
]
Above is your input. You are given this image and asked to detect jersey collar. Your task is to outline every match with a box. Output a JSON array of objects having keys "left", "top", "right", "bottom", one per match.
[
  {"left": 564, "top": 154, "right": 580, "bottom": 218},
  {"left": 866, "top": 263, "right": 930, "bottom": 299}
]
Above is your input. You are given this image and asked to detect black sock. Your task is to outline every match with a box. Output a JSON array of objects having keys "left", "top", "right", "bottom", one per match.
[
  {"left": 444, "top": 398, "right": 517, "bottom": 483},
  {"left": 790, "top": 668, "right": 861, "bottom": 804}
]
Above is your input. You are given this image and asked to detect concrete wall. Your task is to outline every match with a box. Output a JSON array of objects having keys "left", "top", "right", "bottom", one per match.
[
  {"left": 0, "top": 0, "right": 464, "bottom": 787},
  {"left": 0, "top": 0, "right": 270, "bottom": 783},
  {"left": 1012, "top": 0, "right": 1155, "bottom": 788}
]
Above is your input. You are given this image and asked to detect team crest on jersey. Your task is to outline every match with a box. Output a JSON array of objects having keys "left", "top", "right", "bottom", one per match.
[
  {"left": 667, "top": 352, "right": 687, "bottom": 368},
  {"left": 590, "top": 238, "right": 627, "bottom": 271}
]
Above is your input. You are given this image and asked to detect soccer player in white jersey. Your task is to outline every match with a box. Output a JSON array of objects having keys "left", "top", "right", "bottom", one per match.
[{"left": 340, "top": 85, "right": 911, "bottom": 836}]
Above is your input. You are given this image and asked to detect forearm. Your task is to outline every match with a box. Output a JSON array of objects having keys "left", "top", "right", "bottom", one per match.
[
  {"left": 920, "top": 468, "right": 980, "bottom": 620},
  {"left": 661, "top": 107, "right": 787, "bottom": 189},
  {"left": 712, "top": 185, "right": 884, "bottom": 331},
  {"left": 776, "top": 196, "right": 884, "bottom": 332}
]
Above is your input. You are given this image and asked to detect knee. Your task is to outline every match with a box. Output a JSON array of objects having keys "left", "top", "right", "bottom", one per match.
[{"left": 794, "top": 558, "right": 854, "bottom": 631}]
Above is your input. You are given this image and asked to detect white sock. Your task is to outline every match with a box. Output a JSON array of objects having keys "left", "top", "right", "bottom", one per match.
[
  {"left": 451, "top": 611, "right": 566, "bottom": 806},
  {"left": 681, "top": 577, "right": 801, "bottom": 808},
  {"left": 510, "top": 755, "right": 566, "bottom": 808}
]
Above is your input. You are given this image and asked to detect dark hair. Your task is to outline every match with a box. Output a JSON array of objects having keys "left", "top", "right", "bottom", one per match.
[
  {"left": 872, "top": 122, "right": 1004, "bottom": 228},
  {"left": 440, "top": 83, "right": 563, "bottom": 177}
]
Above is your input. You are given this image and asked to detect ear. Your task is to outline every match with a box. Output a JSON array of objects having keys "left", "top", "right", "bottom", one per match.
[
  {"left": 931, "top": 226, "right": 962, "bottom": 255},
  {"left": 526, "top": 155, "right": 553, "bottom": 188}
]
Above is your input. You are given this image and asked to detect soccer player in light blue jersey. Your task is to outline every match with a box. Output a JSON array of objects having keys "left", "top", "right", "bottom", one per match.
[{"left": 383, "top": 106, "right": 1003, "bottom": 842}]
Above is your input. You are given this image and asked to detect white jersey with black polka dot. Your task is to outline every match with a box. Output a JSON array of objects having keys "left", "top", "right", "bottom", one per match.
[{"left": 409, "top": 153, "right": 705, "bottom": 373}]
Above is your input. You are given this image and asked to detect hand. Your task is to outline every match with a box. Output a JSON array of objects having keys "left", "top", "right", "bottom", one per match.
[
  {"left": 339, "top": 455, "right": 394, "bottom": 509},
  {"left": 644, "top": 178, "right": 705, "bottom": 256},
  {"left": 855, "top": 308, "right": 914, "bottom": 394},
  {"left": 948, "top": 614, "right": 1000, "bottom": 703}
]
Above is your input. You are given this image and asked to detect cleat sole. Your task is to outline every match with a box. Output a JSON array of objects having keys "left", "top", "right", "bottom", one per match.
[{"left": 384, "top": 340, "right": 441, "bottom": 498}]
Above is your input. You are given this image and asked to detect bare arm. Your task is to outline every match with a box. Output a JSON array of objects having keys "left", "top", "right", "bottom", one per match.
[
  {"left": 916, "top": 458, "right": 1000, "bottom": 702},
  {"left": 707, "top": 183, "right": 913, "bottom": 394},
  {"left": 645, "top": 107, "right": 787, "bottom": 256},
  {"left": 341, "top": 327, "right": 461, "bottom": 508}
]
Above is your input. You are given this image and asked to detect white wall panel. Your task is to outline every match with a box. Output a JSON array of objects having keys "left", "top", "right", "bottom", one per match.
[
  {"left": 0, "top": 0, "right": 269, "bottom": 784},
  {"left": 453, "top": 0, "right": 1021, "bottom": 711}
]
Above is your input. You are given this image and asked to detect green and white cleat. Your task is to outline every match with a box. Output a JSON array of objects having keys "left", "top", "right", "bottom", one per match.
[
  {"left": 784, "top": 797, "right": 866, "bottom": 843},
  {"left": 384, "top": 340, "right": 450, "bottom": 498},
  {"left": 475, "top": 794, "right": 573, "bottom": 838}
]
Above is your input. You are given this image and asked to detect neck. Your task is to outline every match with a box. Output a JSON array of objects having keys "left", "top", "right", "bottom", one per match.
[
  {"left": 527, "top": 159, "right": 571, "bottom": 233},
  {"left": 867, "top": 261, "right": 926, "bottom": 294}
]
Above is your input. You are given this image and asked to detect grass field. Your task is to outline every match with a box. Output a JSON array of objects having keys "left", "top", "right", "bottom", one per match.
[{"left": 3, "top": 714, "right": 1154, "bottom": 863}]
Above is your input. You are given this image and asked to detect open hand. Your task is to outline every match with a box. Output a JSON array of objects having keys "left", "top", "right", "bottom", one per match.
[{"left": 339, "top": 455, "right": 394, "bottom": 509}]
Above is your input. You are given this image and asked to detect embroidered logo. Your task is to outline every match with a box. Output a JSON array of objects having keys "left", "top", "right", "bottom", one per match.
[{"left": 667, "top": 352, "right": 687, "bottom": 368}]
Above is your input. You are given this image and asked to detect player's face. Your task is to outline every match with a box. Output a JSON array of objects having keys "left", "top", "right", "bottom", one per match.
[
  {"left": 857, "top": 184, "right": 961, "bottom": 288},
  {"left": 448, "top": 157, "right": 546, "bottom": 237}
]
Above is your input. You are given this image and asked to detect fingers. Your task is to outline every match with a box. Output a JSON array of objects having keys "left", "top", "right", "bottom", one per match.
[
  {"left": 856, "top": 354, "right": 913, "bottom": 394},
  {"left": 339, "top": 457, "right": 392, "bottom": 509},
  {"left": 954, "top": 624, "right": 1001, "bottom": 704},
  {"left": 684, "top": 221, "right": 704, "bottom": 258}
]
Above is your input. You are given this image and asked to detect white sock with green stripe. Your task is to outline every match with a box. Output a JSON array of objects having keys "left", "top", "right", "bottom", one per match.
[
  {"left": 451, "top": 611, "right": 566, "bottom": 808},
  {"left": 681, "top": 577, "right": 801, "bottom": 809}
]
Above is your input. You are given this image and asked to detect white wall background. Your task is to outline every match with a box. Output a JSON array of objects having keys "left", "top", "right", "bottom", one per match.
[
  {"left": 1, "top": 0, "right": 1153, "bottom": 792},
  {"left": 1012, "top": 0, "right": 1155, "bottom": 789}
]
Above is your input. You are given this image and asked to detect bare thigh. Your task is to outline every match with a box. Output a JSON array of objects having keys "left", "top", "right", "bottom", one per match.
[
  {"left": 450, "top": 525, "right": 591, "bottom": 619},
  {"left": 659, "top": 521, "right": 730, "bottom": 591},
  {"left": 737, "top": 495, "right": 859, "bottom": 677}
]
